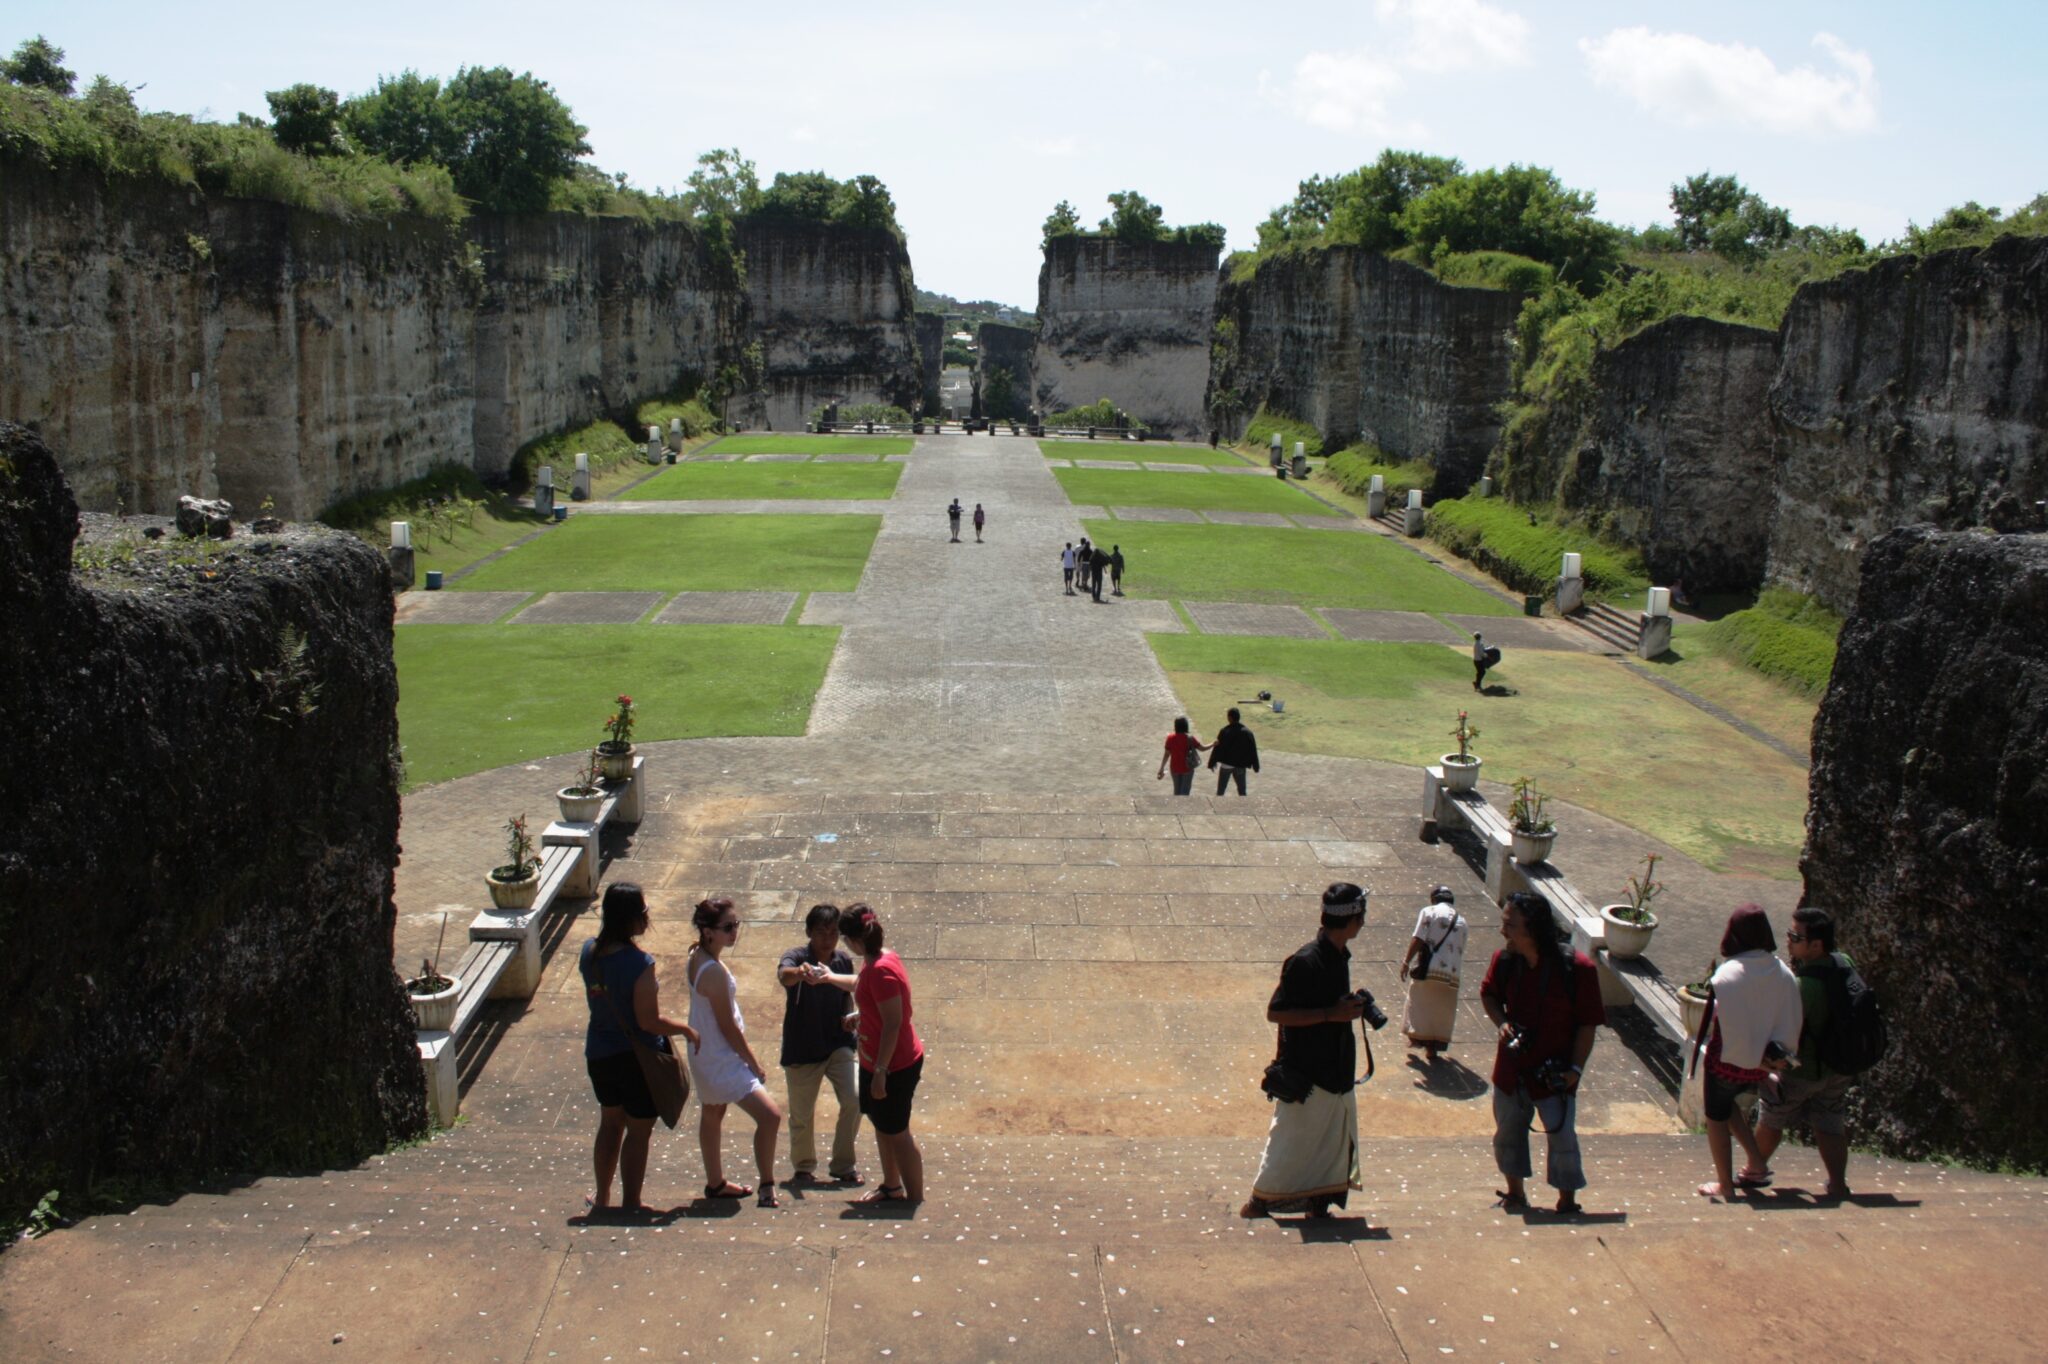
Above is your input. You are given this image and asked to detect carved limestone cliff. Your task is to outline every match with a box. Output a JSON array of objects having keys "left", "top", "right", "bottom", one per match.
[
  {"left": 1213, "top": 247, "right": 1521, "bottom": 494},
  {"left": 1033, "top": 237, "right": 1218, "bottom": 436},
  {"left": 975, "top": 320, "right": 1036, "bottom": 420},
  {"left": 1498, "top": 315, "right": 1780, "bottom": 589},
  {"left": 738, "top": 219, "right": 921, "bottom": 430},
  {"left": 1802, "top": 525, "right": 2048, "bottom": 1168},
  {"left": 0, "top": 423, "right": 426, "bottom": 1222},
  {"left": 1767, "top": 236, "right": 2048, "bottom": 610}
]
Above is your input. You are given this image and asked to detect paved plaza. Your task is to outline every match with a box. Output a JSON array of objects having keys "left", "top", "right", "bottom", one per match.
[{"left": 4, "top": 431, "right": 2042, "bottom": 1361}]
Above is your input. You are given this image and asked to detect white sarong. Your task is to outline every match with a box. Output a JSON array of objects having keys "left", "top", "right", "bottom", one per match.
[
  {"left": 1403, "top": 977, "right": 1459, "bottom": 1045},
  {"left": 1252, "top": 1084, "right": 1360, "bottom": 1204}
]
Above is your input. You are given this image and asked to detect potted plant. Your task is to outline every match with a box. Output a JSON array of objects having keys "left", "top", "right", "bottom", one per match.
[
  {"left": 406, "top": 916, "right": 459, "bottom": 1031},
  {"left": 1678, "top": 960, "right": 1715, "bottom": 1037},
  {"left": 1601, "top": 852, "right": 1664, "bottom": 959},
  {"left": 487, "top": 813, "right": 541, "bottom": 910},
  {"left": 597, "top": 693, "right": 636, "bottom": 779},
  {"left": 557, "top": 751, "right": 606, "bottom": 823},
  {"left": 1441, "top": 711, "right": 1482, "bottom": 791},
  {"left": 1508, "top": 776, "right": 1557, "bottom": 864}
]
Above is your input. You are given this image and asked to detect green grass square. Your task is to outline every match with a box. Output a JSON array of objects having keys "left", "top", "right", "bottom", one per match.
[
  {"left": 1039, "top": 440, "right": 1254, "bottom": 467},
  {"left": 395, "top": 624, "right": 838, "bottom": 789},
  {"left": 1086, "top": 520, "right": 1515, "bottom": 615},
  {"left": 712, "top": 434, "right": 912, "bottom": 456},
  {"left": 453, "top": 514, "right": 879, "bottom": 593},
  {"left": 626, "top": 460, "right": 903, "bottom": 501},
  {"left": 1056, "top": 468, "right": 1343, "bottom": 516}
]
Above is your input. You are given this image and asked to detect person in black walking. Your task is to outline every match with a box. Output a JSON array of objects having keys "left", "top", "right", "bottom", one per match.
[
  {"left": 1109, "top": 545, "right": 1125, "bottom": 596},
  {"left": 1472, "top": 633, "right": 1495, "bottom": 691},
  {"left": 947, "top": 499, "right": 962, "bottom": 542},
  {"left": 1209, "top": 707, "right": 1261, "bottom": 795},
  {"left": 1089, "top": 544, "right": 1108, "bottom": 602}
]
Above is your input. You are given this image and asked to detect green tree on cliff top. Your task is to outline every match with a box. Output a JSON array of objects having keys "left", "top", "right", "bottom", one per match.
[
  {"left": 343, "top": 71, "right": 456, "bottom": 166},
  {"left": 1100, "top": 190, "right": 1167, "bottom": 242},
  {"left": 1042, "top": 200, "right": 1082, "bottom": 245},
  {"left": 267, "top": 83, "right": 346, "bottom": 156},
  {"left": 2, "top": 35, "right": 74, "bottom": 95},
  {"left": 438, "top": 66, "right": 590, "bottom": 213},
  {"left": 686, "top": 148, "right": 762, "bottom": 219}
]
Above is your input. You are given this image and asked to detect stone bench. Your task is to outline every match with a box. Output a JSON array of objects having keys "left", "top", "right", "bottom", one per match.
[
  {"left": 416, "top": 755, "right": 644, "bottom": 1126},
  {"left": 1419, "top": 764, "right": 1688, "bottom": 1049}
]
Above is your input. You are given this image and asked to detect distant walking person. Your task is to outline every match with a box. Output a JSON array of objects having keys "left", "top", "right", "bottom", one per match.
[
  {"left": 778, "top": 904, "right": 863, "bottom": 1186},
  {"left": 972, "top": 503, "right": 985, "bottom": 542},
  {"left": 1472, "top": 633, "right": 1498, "bottom": 690},
  {"left": 947, "top": 499, "right": 962, "bottom": 542},
  {"left": 1110, "top": 545, "right": 1125, "bottom": 596},
  {"left": 1157, "top": 716, "right": 1206, "bottom": 795},
  {"left": 1061, "top": 542, "right": 1077, "bottom": 594},
  {"left": 687, "top": 897, "right": 785, "bottom": 1208},
  {"left": 580, "top": 884, "right": 700, "bottom": 1217},
  {"left": 841, "top": 904, "right": 927, "bottom": 1205},
  {"left": 1089, "top": 544, "right": 1108, "bottom": 602},
  {"left": 1400, "top": 885, "right": 1467, "bottom": 1062},
  {"left": 1209, "top": 707, "right": 1261, "bottom": 796}
]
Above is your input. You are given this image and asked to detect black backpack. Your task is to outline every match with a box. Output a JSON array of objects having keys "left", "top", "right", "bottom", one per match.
[{"left": 1816, "top": 953, "right": 1888, "bottom": 1076}]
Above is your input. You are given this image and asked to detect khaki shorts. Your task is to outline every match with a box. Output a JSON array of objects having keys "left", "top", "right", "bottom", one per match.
[{"left": 1757, "top": 1071, "right": 1853, "bottom": 1136}]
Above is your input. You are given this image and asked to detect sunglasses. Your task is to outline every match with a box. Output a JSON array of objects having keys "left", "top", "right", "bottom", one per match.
[
  {"left": 717, "top": 920, "right": 740, "bottom": 933},
  {"left": 1786, "top": 931, "right": 1812, "bottom": 943}
]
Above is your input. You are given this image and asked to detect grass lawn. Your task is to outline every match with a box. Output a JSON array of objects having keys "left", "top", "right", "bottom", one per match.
[
  {"left": 710, "top": 434, "right": 912, "bottom": 457},
  {"left": 408, "top": 504, "right": 548, "bottom": 579},
  {"left": 1057, "top": 468, "right": 1343, "bottom": 517},
  {"left": 396, "top": 624, "right": 838, "bottom": 789},
  {"left": 454, "top": 514, "right": 880, "bottom": 593},
  {"left": 625, "top": 460, "right": 903, "bottom": 501},
  {"left": 1647, "top": 622, "right": 1821, "bottom": 754},
  {"left": 1040, "top": 440, "right": 1255, "bottom": 467},
  {"left": 1085, "top": 520, "right": 1515, "bottom": 616},
  {"left": 1150, "top": 634, "right": 1810, "bottom": 877}
]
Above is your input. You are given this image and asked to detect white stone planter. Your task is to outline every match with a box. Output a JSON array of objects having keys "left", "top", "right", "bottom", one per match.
[
  {"left": 557, "top": 786, "right": 604, "bottom": 822},
  {"left": 1441, "top": 753, "right": 1482, "bottom": 792},
  {"left": 1511, "top": 828, "right": 1557, "bottom": 864},
  {"left": 409, "top": 977, "right": 460, "bottom": 1032},
  {"left": 1679, "top": 986, "right": 1710, "bottom": 1039},
  {"left": 597, "top": 742, "right": 636, "bottom": 781},
  {"left": 488, "top": 868, "right": 540, "bottom": 911},
  {"left": 1600, "top": 905, "right": 1658, "bottom": 960}
]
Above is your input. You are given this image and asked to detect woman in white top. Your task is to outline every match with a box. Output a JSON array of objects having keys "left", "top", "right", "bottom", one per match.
[
  {"left": 1400, "top": 885, "right": 1468, "bottom": 1060},
  {"left": 687, "top": 896, "right": 785, "bottom": 1208},
  {"left": 1694, "top": 904, "right": 1802, "bottom": 1202}
]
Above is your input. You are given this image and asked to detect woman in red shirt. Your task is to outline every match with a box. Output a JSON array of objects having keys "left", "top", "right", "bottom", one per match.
[
  {"left": 1156, "top": 716, "right": 1206, "bottom": 796},
  {"left": 840, "top": 903, "right": 926, "bottom": 1204}
]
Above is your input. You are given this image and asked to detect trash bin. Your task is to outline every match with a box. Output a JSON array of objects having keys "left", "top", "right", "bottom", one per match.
[
  {"left": 552, "top": 505, "right": 568, "bottom": 523},
  {"left": 424, "top": 569, "right": 444, "bottom": 591},
  {"left": 1523, "top": 594, "right": 1543, "bottom": 617}
]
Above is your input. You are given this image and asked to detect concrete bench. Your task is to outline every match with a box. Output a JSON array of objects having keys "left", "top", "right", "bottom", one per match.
[
  {"left": 1420, "top": 764, "right": 1689, "bottom": 1052},
  {"left": 416, "top": 755, "right": 644, "bottom": 1126}
]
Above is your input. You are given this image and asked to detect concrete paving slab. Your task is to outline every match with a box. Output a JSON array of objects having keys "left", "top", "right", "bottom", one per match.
[
  {"left": 1294, "top": 514, "right": 1377, "bottom": 529},
  {"left": 826, "top": 1246, "right": 1115, "bottom": 1362},
  {"left": 798, "top": 591, "right": 858, "bottom": 625},
  {"left": 529, "top": 1245, "right": 829, "bottom": 1362},
  {"left": 744, "top": 451, "right": 811, "bottom": 462},
  {"left": 1072, "top": 459, "right": 1143, "bottom": 470},
  {"left": 1321, "top": 607, "right": 1467, "bottom": 643},
  {"left": 651, "top": 591, "right": 797, "bottom": 625},
  {"left": 813, "top": 451, "right": 881, "bottom": 462},
  {"left": 1184, "top": 601, "right": 1326, "bottom": 638},
  {"left": 1202, "top": 510, "right": 1294, "bottom": 527},
  {"left": 1141, "top": 462, "right": 1212, "bottom": 473},
  {"left": 509, "top": 591, "right": 663, "bottom": 624},
  {"left": 394, "top": 590, "right": 531, "bottom": 624},
  {"left": 1103, "top": 1244, "right": 1403, "bottom": 1361},
  {"left": 1443, "top": 612, "right": 1597, "bottom": 651}
]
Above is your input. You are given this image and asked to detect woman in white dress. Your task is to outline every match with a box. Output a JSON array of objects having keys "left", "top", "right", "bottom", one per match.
[
  {"left": 687, "top": 896, "right": 785, "bottom": 1208},
  {"left": 1400, "top": 885, "right": 1468, "bottom": 1061}
]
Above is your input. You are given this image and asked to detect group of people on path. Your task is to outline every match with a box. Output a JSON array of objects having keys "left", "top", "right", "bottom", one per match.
[
  {"left": 947, "top": 498, "right": 985, "bottom": 543},
  {"left": 1157, "top": 709, "right": 1261, "bottom": 795},
  {"left": 1061, "top": 537, "right": 1123, "bottom": 602},
  {"left": 579, "top": 886, "right": 925, "bottom": 1216},
  {"left": 1244, "top": 885, "right": 1869, "bottom": 1220}
]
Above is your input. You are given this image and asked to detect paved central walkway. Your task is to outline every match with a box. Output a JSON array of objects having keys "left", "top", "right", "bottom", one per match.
[{"left": 9, "top": 433, "right": 2032, "bottom": 1362}]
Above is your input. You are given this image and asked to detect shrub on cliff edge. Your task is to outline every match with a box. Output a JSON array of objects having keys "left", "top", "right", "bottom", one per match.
[
  {"left": 1323, "top": 444, "right": 1434, "bottom": 498},
  {"left": 1425, "top": 496, "right": 1648, "bottom": 598},
  {"left": 1697, "top": 588, "right": 1841, "bottom": 696},
  {"left": 1242, "top": 406, "right": 1323, "bottom": 458}
]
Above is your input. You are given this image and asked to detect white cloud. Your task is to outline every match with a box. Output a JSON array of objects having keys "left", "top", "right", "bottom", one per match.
[
  {"left": 1017, "top": 135, "right": 1081, "bottom": 159},
  {"left": 1376, "top": 0, "right": 1531, "bottom": 73},
  {"left": 1265, "top": 48, "right": 1410, "bottom": 136},
  {"left": 1580, "top": 28, "right": 1879, "bottom": 135}
]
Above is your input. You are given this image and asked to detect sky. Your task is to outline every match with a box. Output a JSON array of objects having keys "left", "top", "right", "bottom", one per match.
[{"left": 13, "top": 1, "right": 2046, "bottom": 308}]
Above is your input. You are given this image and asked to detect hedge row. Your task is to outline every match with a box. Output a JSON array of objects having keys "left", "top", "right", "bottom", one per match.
[{"left": 1424, "top": 496, "right": 1648, "bottom": 597}]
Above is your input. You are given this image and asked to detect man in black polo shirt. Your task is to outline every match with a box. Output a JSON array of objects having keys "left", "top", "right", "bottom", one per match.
[
  {"left": 777, "top": 904, "right": 863, "bottom": 1185},
  {"left": 1241, "top": 882, "right": 1370, "bottom": 1219}
]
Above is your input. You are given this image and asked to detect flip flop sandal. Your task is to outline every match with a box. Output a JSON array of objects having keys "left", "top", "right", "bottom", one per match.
[
  {"left": 853, "top": 1183, "right": 907, "bottom": 1205},
  {"left": 1735, "top": 1170, "right": 1774, "bottom": 1189},
  {"left": 757, "top": 1181, "right": 779, "bottom": 1209},
  {"left": 1495, "top": 1190, "right": 1529, "bottom": 1213},
  {"left": 705, "top": 1181, "right": 754, "bottom": 1200}
]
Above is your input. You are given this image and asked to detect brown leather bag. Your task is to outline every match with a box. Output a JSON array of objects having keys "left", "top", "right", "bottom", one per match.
[{"left": 608, "top": 993, "right": 689, "bottom": 1128}]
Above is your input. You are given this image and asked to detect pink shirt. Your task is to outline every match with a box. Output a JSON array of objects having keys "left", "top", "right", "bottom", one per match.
[{"left": 854, "top": 951, "right": 924, "bottom": 1072}]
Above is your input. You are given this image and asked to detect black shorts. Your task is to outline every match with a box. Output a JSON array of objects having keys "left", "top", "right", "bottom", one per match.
[
  {"left": 588, "top": 1050, "right": 658, "bottom": 1121},
  {"left": 859, "top": 1054, "right": 924, "bottom": 1136},
  {"left": 1704, "top": 1069, "right": 1757, "bottom": 1123}
]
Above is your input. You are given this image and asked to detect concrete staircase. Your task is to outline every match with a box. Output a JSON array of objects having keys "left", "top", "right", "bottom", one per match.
[{"left": 1567, "top": 599, "right": 1642, "bottom": 653}]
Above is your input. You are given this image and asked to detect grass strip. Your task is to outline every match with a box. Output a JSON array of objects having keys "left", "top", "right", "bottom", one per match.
[
  {"left": 711, "top": 435, "right": 912, "bottom": 456},
  {"left": 396, "top": 623, "right": 838, "bottom": 789},
  {"left": 626, "top": 461, "right": 902, "bottom": 501},
  {"left": 454, "top": 514, "right": 880, "bottom": 593},
  {"left": 1056, "top": 468, "right": 1342, "bottom": 517},
  {"left": 1693, "top": 588, "right": 1842, "bottom": 696},
  {"left": 1424, "top": 497, "right": 1649, "bottom": 600}
]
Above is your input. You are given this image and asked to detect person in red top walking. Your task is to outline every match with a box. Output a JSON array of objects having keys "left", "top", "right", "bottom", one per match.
[
  {"left": 841, "top": 903, "right": 926, "bottom": 1204},
  {"left": 1156, "top": 716, "right": 1207, "bottom": 796}
]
